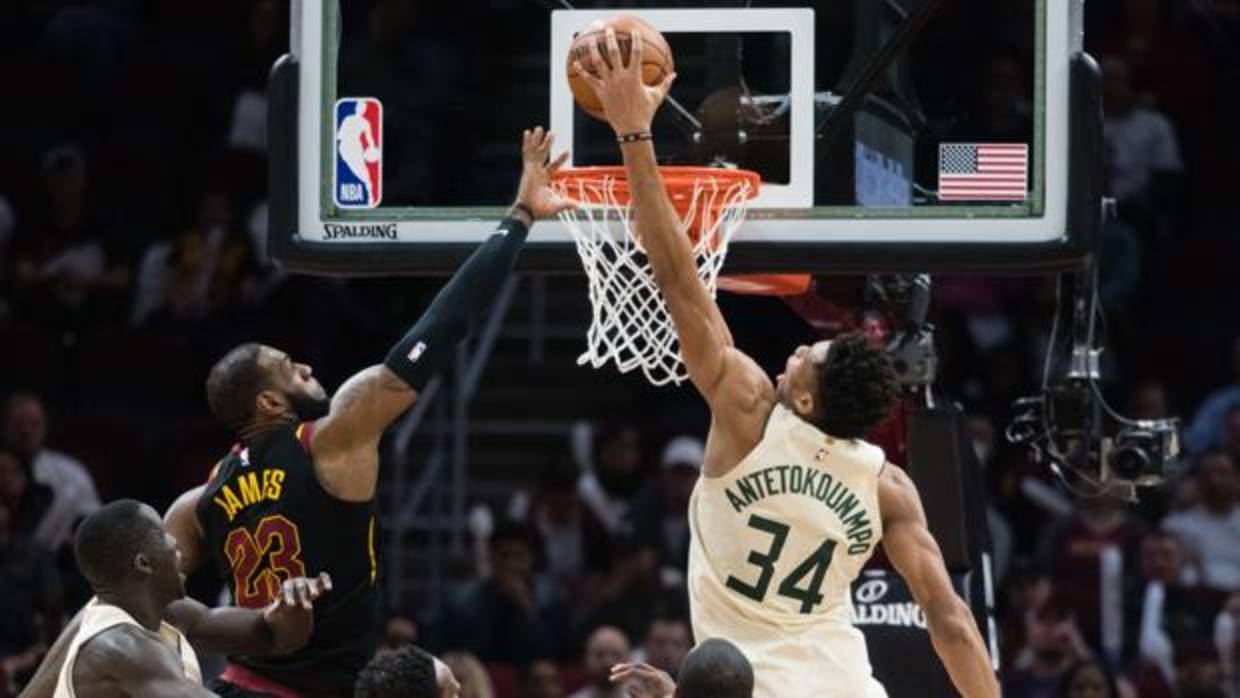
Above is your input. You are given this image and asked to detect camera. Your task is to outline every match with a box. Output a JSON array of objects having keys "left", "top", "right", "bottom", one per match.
[{"left": 1104, "top": 421, "right": 1181, "bottom": 486}]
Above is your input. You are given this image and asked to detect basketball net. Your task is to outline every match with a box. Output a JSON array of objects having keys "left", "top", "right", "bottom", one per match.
[{"left": 552, "top": 166, "right": 759, "bottom": 386}]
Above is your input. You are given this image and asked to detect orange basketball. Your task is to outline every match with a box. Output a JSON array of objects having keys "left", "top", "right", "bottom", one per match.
[{"left": 567, "top": 16, "right": 675, "bottom": 122}]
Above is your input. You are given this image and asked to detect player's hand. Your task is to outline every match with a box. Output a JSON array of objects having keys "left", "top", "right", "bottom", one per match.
[
  {"left": 515, "top": 126, "right": 574, "bottom": 220},
  {"left": 610, "top": 662, "right": 676, "bottom": 698},
  {"left": 575, "top": 25, "right": 676, "bottom": 136},
  {"left": 262, "top": 572, "right": 332, "bottom": 654}
]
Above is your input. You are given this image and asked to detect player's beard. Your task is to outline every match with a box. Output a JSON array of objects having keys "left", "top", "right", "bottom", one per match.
[{"left": 290, "top": 393, "right": 331, "bottom": 421}]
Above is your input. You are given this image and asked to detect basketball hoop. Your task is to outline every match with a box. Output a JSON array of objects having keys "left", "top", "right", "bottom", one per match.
[{"left": 551, "top": 166, "right": 760, "bottom": 386}]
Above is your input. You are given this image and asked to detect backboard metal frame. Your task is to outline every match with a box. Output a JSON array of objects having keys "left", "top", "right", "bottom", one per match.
[{"left": 269, "top": 0, "right": 1100, "bottom": 276}]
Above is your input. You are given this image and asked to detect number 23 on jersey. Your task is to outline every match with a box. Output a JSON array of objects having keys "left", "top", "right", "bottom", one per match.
[{"left": 224, "top": 514, "right": 308, "bottom": 608}]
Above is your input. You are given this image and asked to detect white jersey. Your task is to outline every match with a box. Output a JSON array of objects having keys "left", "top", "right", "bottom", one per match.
[
  {"left": 688, "top": 404, "right": 887, "bottom": 698},
  {"left": 54, "top": 597, "right": 202, "bottom": 698}
]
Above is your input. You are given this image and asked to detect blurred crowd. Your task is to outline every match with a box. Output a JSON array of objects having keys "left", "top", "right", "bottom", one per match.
[{"left": 2, "top": 1, "right": 1240, "bottom": 697}]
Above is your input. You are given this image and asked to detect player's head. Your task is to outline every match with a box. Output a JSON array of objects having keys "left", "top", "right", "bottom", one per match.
[
  {"left": 355, "top": 102, "right": 367, "bottom": 117},
  {"left": 355, "top": 644, "right": 460, "bottom": 698},
  {"left": 206, "top": 343, "right": 330, "bottom": 434},
  {"left": 74, "top": 499, "right": 186, "bottom": 603},
  {"left": 675, "top": 638, "right": 753, "bottom": 698},
  {"left": 775, "top": 331, "right": 899, "bottom": 439}
]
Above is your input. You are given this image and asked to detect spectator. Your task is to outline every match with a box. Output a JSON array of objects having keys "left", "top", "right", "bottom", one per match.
[
  {"left": 1003, "top": 600, "right": 1093, "bottom": 698},
  {"left": 443, "top": 653, "right": 494, "bottom": 698},
  {"left": 634, "top": 605, "right": 692, "bottom": 678},
  {"left": 1, "top": 392, "right": 100, "bottom": 551},
  {"left": 1037, "top": 490, "right": 1148, "bottom": 648},
  {"left": 523, "top": 659, "right": 564, "bottom": 698},
  {"left": 133, "top": 190, "right": 257, "bottom": 327},
  {"left": 377, "top": 610, "right": 419, "bottom": 656},
  {"left": 1223, "top": 405, "right": 1240, "bottom": 467},
  {"left": 1132, "top": 531, "right": 1227, "bottom": 688},
  {"left": 1184, "top": 336, "right": 1240, "bottom": 455},
  {"left": 9, "top": 145, "right": 129, "bottom": 332},
  {"left": 1163, "top": 451, "right": 1240, "bottom": 590},
  {"left": 568, "top": 626, "right": 630, "bottom": 698},
  {"left": 0, "top": 500, "right": 61, "bottom": 695},
  {"left": 527, "top": 458, "right": 614, "bottom": 592},
  {"left": 576, "top": 423, "right": 651, "bottom": 539},
  {"left": 575, "top": 539, "right": 662, "bottom": 647},
  {"left": 1101, "top": 54, "right": 1184, "bottom": 233},
  {"left": 0, "top": 448, "right": 52, "bottom": 543},
  {"left": 630, "top": 435, "right": 703, "bottom": 583},
  {"left": 997, "top": 562, "right": 1054, "bottom": 668},
  {"left": 434, "top": 521, "right": 566, "bottom": 663},
  {"left": 1173, "top": 641, "right": 1226, "bottom": 698},
  {"left": 1060, "top": 660, "right": 1120, "bottom": 698}
]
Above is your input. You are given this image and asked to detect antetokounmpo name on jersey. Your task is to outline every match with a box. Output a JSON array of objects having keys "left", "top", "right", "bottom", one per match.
[{"left": 724, "top": 464, "right": 875, "bottom": 555}]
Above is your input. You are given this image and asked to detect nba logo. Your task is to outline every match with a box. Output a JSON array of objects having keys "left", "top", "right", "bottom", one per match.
[{"left": 334, "top": 97, "right": 383, "bottom": 208}]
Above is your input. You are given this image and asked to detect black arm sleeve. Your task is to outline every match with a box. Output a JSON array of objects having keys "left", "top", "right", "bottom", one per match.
[{"left": 383, "top": 217, "right": 529, "bottom": 389}]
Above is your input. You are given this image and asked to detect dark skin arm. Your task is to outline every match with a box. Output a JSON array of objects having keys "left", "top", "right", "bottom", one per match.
[
  {"left": 69, "top": 625, "right": 218, "bottom": 698},
  {"left": 309, "top": 128, "right": 571, "bottom": 501},
  {"left": 879, "top": 466, "right": 998, "bottom": 698},
  {"left": 577, "top": 28, "right": 773, "bottom": 477},
  {"left": 164, "top": 573, "right": 331, "bottom": 655},
  {"left": 20, "top": 494, "right": 327, "bottom": 698}
]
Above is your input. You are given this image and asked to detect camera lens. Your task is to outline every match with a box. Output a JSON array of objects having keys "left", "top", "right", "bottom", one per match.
[{"left": 1110, "top": 442, "right": 1151, "bottom": 480}]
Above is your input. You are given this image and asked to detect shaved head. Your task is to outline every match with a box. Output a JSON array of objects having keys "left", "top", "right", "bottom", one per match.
[{"left": 676, "top": 639, "right": 753, "bottom": 698}]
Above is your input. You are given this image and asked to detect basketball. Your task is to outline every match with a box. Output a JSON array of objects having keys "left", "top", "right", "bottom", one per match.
[{"left": 567, "top": 16, "right": 675, "bottom": 122}]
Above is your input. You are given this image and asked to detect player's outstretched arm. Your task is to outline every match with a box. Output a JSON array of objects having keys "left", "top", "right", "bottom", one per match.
[
  {"left": 72, "top": 625, "right": 218, "bottom": 698},
  {"left": 577, "top": 29, "right": 772, "bottom": 418},
  {"left": 309, "top": 128, "right": 572, "bottom": 500},
  {"left": 879, "top": 466, "right": 999, "bottom": 698},
  {"left": 165, "top": 572, "right": 332, "bottom": 656}
]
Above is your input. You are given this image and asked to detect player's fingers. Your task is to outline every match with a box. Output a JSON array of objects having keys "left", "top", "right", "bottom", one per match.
[
  {"left": 630, "top": 31, "right": 643, "bottom": 72},
  {"left": 604, "top": 27, "right": 622, "bottom": 72},
  {"left": 296, "top": 578, "right": 313, "bottom": 609},
  {"left": 654, "top": 72, "right": 677, "bottom": 100},
  {"left": 574, "top": 60, "right": 604, "bottom": 91},
  {"left": 318, "top": 571, "right": 333, "bottom": 594},
  {"left": 588, "top": 35, "right": 609, "bottom": 76},
  {"left": 548, "top": 151, "right": 570, "bottom": 174},
  {"left": 282, "top": 578, "right": 296, "bottom": 607}
]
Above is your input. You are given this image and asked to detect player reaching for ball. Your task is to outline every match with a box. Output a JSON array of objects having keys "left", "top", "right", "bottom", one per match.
[
  {"left": 573, "top": 24, "right": 998, "bottom": 698},
  {"left": 25, "top": 129, "right": 572, "bottom": 698}
]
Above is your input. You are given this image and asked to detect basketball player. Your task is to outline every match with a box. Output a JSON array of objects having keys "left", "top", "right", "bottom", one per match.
[
  {"left": 353, "top": 645, "right": 460, "bottom": 698},
  {"left": 155, "top": 128, "right": 572, "bottom": 698},
  {"left": 336, "top": 102, "right": 380, "bottom": 196},
  {"left": 575, "top": 28, "right": 998, "bottom": 698},
  {"left": 36, "top": 500, "right": 328, "bottom": 697},
  {"left": 610, "top": 638, "right": 754, "bottom": 698}
]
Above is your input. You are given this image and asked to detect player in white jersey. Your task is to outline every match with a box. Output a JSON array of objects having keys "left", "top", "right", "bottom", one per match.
[
  {"left": 24, "top": 499, "right": 328, "bottom": 698},
  {"left": 575, "top": 28, "right": 999, "bottom": 698}
]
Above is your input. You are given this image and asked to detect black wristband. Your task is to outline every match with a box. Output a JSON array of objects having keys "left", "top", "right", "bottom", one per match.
[
  {"left": 617, "top": 131, "right": 653, "bottom": 145},
  {"left": 512, "top": 202, "right": 535, "bottom": 221}
]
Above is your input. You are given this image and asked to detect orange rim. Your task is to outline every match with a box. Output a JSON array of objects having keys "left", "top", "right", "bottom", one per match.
[
  {"left": 552, "top": 166, "right": 761, "bottom": 243},
  {"left": 718, "top": 274, "right": 814, "bottom": 297}
]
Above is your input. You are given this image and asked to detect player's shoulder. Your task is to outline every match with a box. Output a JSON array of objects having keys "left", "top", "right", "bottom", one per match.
[
  {"left": 877, "top": 463, "right": 924, "bottom": 521},
  {"left": 76, "top": 624, "right": 177, "bottom": 676}
]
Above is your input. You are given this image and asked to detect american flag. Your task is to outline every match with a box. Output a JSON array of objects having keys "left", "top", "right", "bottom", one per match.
[{"left": 938, "top": 143, "right": 1028, "bottom": 201}]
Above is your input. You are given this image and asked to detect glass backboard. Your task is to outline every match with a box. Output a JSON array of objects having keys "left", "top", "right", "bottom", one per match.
[{"left": 269, "top": 0, "right": 1101, "bottom": 275}]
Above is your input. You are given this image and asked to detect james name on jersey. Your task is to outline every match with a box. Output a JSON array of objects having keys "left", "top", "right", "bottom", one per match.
[{"left": 213, "top": 469, "right": 286, "bottom": 522}]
